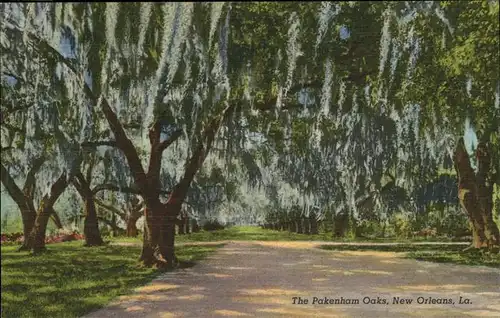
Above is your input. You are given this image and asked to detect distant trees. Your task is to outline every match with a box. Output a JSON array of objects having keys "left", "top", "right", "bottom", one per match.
[{"left": 1, "top": 1, "right": 498, "bottom": 260}]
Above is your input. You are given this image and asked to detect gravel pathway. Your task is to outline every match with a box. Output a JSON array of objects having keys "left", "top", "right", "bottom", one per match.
[{"left": 85, "top": 241, "right": 500, "bottom": 318}]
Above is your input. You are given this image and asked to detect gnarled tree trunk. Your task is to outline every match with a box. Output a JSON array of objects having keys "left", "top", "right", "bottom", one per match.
[
  {"left": 140, "top": 103, "right": 236, "bottom": 267},
  {"left": 25, "top": 173, "right": 69, "bottom": 253},
  {"left": 140, "top": 197, "right": 168, "bottom": 267},
  {"left": 454, "top": 138, "right": 500, "bottom": 249},
  {"left": 1, "top": 160, "right": 43, "bottom": 251},
  {"left": 73, "top": 172, "right": 103, "bottom": 246}
]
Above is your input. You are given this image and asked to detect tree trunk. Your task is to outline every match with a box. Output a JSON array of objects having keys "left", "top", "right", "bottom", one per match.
[
  {"left": 310, "top": 215, "right": 319, "bottom": 235},
  {"left": 83, "top": 196, "right": 103, "bottom": 246},
  {"left": 296, "top": 219, "right": 303, "bottom": 234},
  {"left": 50, "top": 212, "right": 64, "bottom": 229},
  {"left": 139, "top": 197, "right": 180, "bottom": 268},
  {"left": 304, "top": 218, "right": 311, "bottom": 235},
  {"left": 126, "top": 215, "right": 140, "bottom": 237},
  {"left": 0, "top": 162, "right": 39, "bottom": 251},
  {"left": 192, "top": 219, "right": 200, "bottom": 233},
  {"left": 163, "top": 211, "right": 177, "bottom": 267},
  {"left": 140, "top": 200, "right": 164, "bottom": 267},
  {"left": 185, "top": 216, "right": 191, "bottom": 234},
  {"left": 27, "top": 206, "right": 53, "bottom": 253},
  {"left": 454, "top": 138, "right": 500, "bottom": 249},
  {"left": 73, "top": 173, "right": 103, "bottom": 246},
  {"left": 25, "top": 173, "right": 68, "bottom": 253},
  {"left": 19, "top": 208, "right": 36, "bottom": 251},
  {"left": 139, "top": 102, "right": 235, "bottom": 268},
  {"left": 333, "top": 213, "right": 349, "bottom": 238},
  {"left": 178, "top": 218, "right": 185, "bottom": 235}
]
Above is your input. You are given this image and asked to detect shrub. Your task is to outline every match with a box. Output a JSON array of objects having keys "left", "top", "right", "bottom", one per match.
[{"left": 389, "top": 213, "right": 413, "bottom": 239}]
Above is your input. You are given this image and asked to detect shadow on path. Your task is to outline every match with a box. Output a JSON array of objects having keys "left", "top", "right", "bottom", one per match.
[{"left": 86, "top": 241, "right": 500, "bottom": 318}]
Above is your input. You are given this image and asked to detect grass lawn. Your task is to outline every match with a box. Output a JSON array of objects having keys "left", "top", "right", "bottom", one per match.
[
  {"left": 1, "top": 242, "right": 222, "bottom": 318},
  {"left": 319, "top": 244, "right": 500, "bottom": 268},
  {"left": 110, "top": 226, "right": 458, "bottom": 245}
]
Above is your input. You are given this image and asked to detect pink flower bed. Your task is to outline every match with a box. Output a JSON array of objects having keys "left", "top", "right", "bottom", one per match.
[{"left": 1, "top": 232, "right": 85, "bottom": 245}]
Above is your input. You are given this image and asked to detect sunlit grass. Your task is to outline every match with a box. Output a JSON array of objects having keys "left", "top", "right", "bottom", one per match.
[
  {"left": 319, "top": 244, "right": 500, "bottom": 268},
  {"left": 108, "top": 226, "right": 459, "bottom": 245},
  {"left": 108, "top": 226, "right": 332, "bottom": 244},
  {"left": 0, "top": 242, "right": 221, "bottom": 318}
]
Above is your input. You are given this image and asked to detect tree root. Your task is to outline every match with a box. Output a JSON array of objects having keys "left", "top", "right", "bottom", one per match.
[
  {"left": 83, "top": 242, "right": 105, "bottom": 247},
  {"left": 17, "top": 244, "right": 30, "bottom": 252},
  {"left": 140, "top": 254, "right": 179, "bottom": 270},
  {"left": 31, "top": 246, "right": 48, "bottom": 255}
]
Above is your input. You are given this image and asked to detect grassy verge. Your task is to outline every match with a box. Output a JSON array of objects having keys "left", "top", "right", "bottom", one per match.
[
  {"left": 319, "top": 244, "right": 500, "bottom": 268},
  {"left": 1, "top": 242, "right": 221, "bottom": 318},
  {"left": 109, "top": 226, "right": 460, "bottom": 245}
]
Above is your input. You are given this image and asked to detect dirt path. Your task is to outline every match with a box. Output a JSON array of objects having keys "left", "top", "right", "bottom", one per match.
[
  {"left": 85, "top": 241, "right": 500, "bottom": 318},
  {"left": 112, "top": 240, "right": 471, "bottom": 248}
]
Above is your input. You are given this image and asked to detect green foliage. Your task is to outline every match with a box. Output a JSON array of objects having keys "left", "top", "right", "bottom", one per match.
[
  {"left": 355, "top": 220, "right": 387, "bottom": 239},
  {"left": 0, "top": 214, "right": 23, "bottom": 234},
  {"left": 388, "top": 213, "right": 413, "bottom": 239},
  {"left": 425, "top": 203, "right": 470, "bottom": 237},
  {"left": 494, "top": 184, "right": 500, "bottom": 228}
]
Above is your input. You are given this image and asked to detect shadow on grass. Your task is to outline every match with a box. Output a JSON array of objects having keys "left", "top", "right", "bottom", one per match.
[
  {"left": 318, "top": 244, "right": 500, "bottom": 268},
  {"left": 1, "top": 242, "right": 221, "bottom": 318}
]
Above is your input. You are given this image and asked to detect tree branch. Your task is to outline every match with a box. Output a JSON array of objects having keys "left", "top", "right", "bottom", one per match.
[
  {"left": 158, "top": 129, "right": 183, "bottom": 152},
  {"left": 95, "top": 199, "right": 127, "bottom": 220},
  {"left": 81, "top": 140, "right": 118, "bottom": 148},
  {"left": 146, "top": 124, "right": 183, "bottom": 190},
  {"left": 92, "top": 183, "right": 142, "bottom": 195},
  {"left": 42, "top": 173, "right": 69, "bottom": 208},
  {"left": 18, "top": 29, "right": 148, "bottom": 192},
  {"left": 50, "top": 210, "right": 64, "bottom": 229},
  {"left": 22, "top": 156, "right": 46, "bottom": 199},
  {"left": 97, "top": 216, "right": 122, "bottom": 232},
  {"left": 0, "top": 162, "right": 27, "bottom": 208},
  {"left": 169, "top": 102, "right": 237, "bottom": 205}
]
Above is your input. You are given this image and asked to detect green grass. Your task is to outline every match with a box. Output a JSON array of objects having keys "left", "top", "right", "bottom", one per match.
[
  {"left": 407, "top": 249, "right": 500, "bottom": 268},
  {"left": 319, "top": 244, "right": 500, "bottom": 268},
  {"left": 109, "top": 226, "right": 460, "bottom": 245},
  {"left": 107, "top": 226, "right": 330, "bottom": 244},
  {"left": 178, "top": 226, "right": 334, "bottom": 242},
  {"left": 1, "top": 242, "right": 222, "bottom": 318}
]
